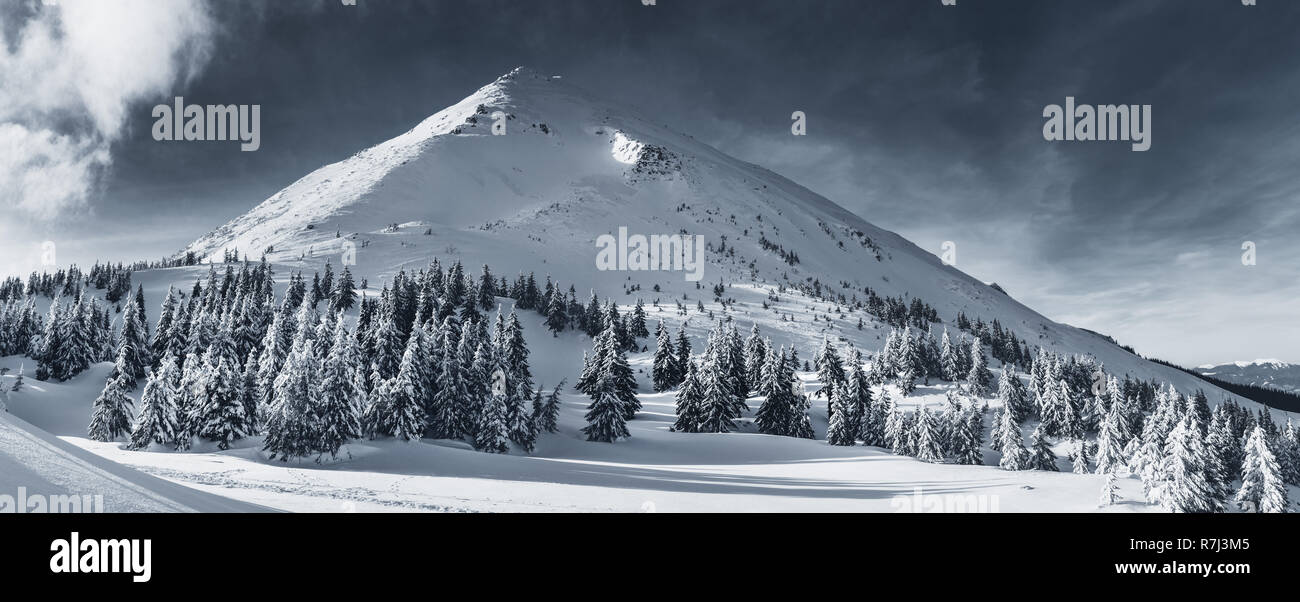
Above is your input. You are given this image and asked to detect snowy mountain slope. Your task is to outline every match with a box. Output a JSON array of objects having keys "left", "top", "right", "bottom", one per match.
[
  {"left": 182, "top": 67, "right": 1244, "bottom": 409},
  {"left": 1197, "top": 360, "right": 1300, "bottom": 395},
  {"left": 0, "top": 361, "right": 268, "bottom": 512}
]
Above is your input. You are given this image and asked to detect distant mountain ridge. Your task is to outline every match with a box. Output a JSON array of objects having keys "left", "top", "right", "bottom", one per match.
[{"left": 1197, "top": 359, "right": 1300, "bottom": 395}]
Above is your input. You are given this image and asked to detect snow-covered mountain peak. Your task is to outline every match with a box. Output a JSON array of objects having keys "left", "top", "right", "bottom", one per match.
[{"left": 179, "top": 68, "right": 1266, "bottom": 412}]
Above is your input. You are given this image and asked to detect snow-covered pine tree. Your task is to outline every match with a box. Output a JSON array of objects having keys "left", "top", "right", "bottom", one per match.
[
  {"left": 725, "top": 325, "right": 749, "bottom": 404},
  {"left": 1158, "top": 414, "right": 1219, "bottom": 513},
  {"left": 996, "top": 407, "right": 1028, "bottom": 470},
  {"left": 317, "top": 315, "right": 365, "bottom": 459},
  {"left": 1129, "top": 436, "right": 1165, "bottom": 505},
  {"left": 939, "top": 329, "right": 960, "bottom": 382},
  {"left": 652, "top": 320, "right": 679, "bottom": 392},
  {"left": 150, "top": 287, "right": 178, "bottom": 359},
  {"left": 427, "top": 319, "right": 463, "bottom": 439},
  {"left": 473, "top": 369, "right": 510, "bottom": 453},
  {"left": 826, "top": 383, "right": 855, "bottom": 446},
  {"left": 503, "top": 310, "right": 534, "bottom": 392},
  {"left": 790, "top": 377, "right": 815, "bottom": 439},
  {"left": 534, "top": 379, "right": 564, "bottom": 434},
  {"left": 601, "top": 328, "right": 640, "bottom": 419},
  {"left": 1094, "top": 401, "right": 1126, "bottom": 475},
  {"left": 1099, "top": 471, "right": 1120, "bottom": 508},
  {"left": 1070, "top": 438, "right": 1091, "bottom": 474},
  {"left": 194, "top": 354, "right": 247, "bottom": 450},
  {"left": 842, "top": 350, "right": 871, "bottom": 443},
  {"left": 1278, "top": 419, "right": 1300, "bottom": 487},
  {"left": 754, "top": 346, "right": 792, "bottom": 436},
  {"left": 744, "top": 324, "right": 766, "bottom": 391},
  {"left": 630, "top": 299, "right": 649, "bottom": 340},
  {"left": 884, "top": 392, "right": 907, "bottom": 454},
  {"left": 507, "top": 379, "right": 537, "bottom": 452},
  {"left": 451, "top": 323, "right": 482, "bottom": 438},
  {"left": 965, "top": 336, "right": 993, "bottom": 397},
  {"left": 128, "top": 358, "right": 180, "bottom": 450},
  {"left": 239, "top": 350, "right": 261, "bottom": 433},
  {"left": 913, "top": 405, "right": 944, "bottom": 462},
  {"left": 814, "top": 337, "right": 846, "bottom": 401},
  {"left": 673, "top": 359, "right": 705, "bottom": 433},
  {"left": 1235, "top": 425, "right": 1290, "bottom": 513},
  {"left": 116, "top": 291, "right": 151, "bottom": 385},
  {"left": 997, "top": 364, "right": 1029, "bottom": 423},
  {"left": 951, "top": 406, "right": 984, "bottom": 465},
  {"left": 1029, "top": 424, "right": 1058, "bottom": 471},
  {"left": 264, "top": 332, "right": 321, "bottom": 459},
  {"left": 673, "top": 322, "right": 692, "bottom": 382},
  {"left": 858, "top": 384, "right": 887, "bottom": 447},
  {"left": 332, "top": 266, "right": 357, "bottom": 312},
  {"left": 697, "top": 343, "right": 738, "bottom": 434},
  {"left": 378, "top": 331, "right": 430, "bottom": 442},
  {"left": 582, "top": 369, "right": 630, "bottom": 443},
  {"left": 88, "top": 351, "right": 135, "bottom": 442},
  {"left": 989, "top": 407, "right": 1008, "bottom": 453}
]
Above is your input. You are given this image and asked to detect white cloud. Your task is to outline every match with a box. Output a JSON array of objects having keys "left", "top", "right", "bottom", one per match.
[{"left": 0, "top": 0, "right": 215, "bottom": 218}]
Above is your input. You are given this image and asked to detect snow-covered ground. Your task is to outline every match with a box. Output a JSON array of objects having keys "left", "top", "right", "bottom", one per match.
[
  {"left": 4, "top": 354, "right": 1154, "bottom": 513},
  {"left": 0, "top": 368, "right": 266, "bottom": 513}
]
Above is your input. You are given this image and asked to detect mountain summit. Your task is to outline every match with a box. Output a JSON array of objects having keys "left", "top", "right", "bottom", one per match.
[{"left": 184, "top": 68, "right": 1239, "bottom": 400}]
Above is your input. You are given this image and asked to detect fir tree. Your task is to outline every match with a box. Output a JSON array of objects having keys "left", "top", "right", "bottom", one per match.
[
  {"left": 534, "top": 379, "right": 565, "bottom": 434},
  {"left": 814, "top": 337, "right": 846, "bottom": 401},
  {"left": 939, "top": 329, "right": 960, "bottom": 382},
  {"left": 1099, "top": 471, "right": 1120, "bottom": 508},
  {"left": 582, "top": 371, "right": 630, "bottom": 443},
  {"left": 744, "top": 324, "right": 766, "bottom": 391},
  {"left": 952, "top": 406, "right": 984, "bottom": 465},
  {"left": 1029, "top": 424, "right": 1058, "bottom": 471},
  {"left": 965, "top": 337, "right": 993, "bottom": 396},
  {"left": 755, "top": 346, "right": 793, "bottom": 436},
  {"left": 264, "top": 333, "right": 321, "bottom": 460},
  {"left": 317, "top": 316, "right": 365, "bottom": 459},
  {"left": 194, "top": 354, "right": 247, "bottom": 450},
  {"left": 913, "top": 405, "right": 944, "bottom": 462},
  {"left": 673, "top": 323, "right": 692, "bottom": 382},
  {"left": 1094, "top": 402, "right": 1127, "bottom": 475},
  {"left": 697, "top": 344, "right": 738, "bottom": 433},
  {"left": 383, "top": 329, "right": 431, "bottom": 441},
  {"left": 1158, "top": 414, "right": 1218, "bottom": 513},
  {"left": 1070, "top": 438, "right": 1091, "bottom": 474},
  {"left": 130, "top": 362, "right": 180, "bottom": 450},
  {"left": 332, "top": 266, "right": 358, "bottom": 312},
  {"left": 826, "top": 383, "right": 855, "bottom": 446},
  {"left": 116, "top": 291, "right": 151, "bottom": 385},
  {"left": 88, "top": 363, "right": 135, "bottom": 442},
  {"left": 997, "top": 364, "right": 1029, "bottom": 423},
  {"left": 996, "top": 407, "right": 1028, "bottom": 470},
  {"left": 1236, "top": 425, "right": 1290, "bottom": 513},
  {"left": 630, "top": 299, "right": 649, "bottom": 339},
  {"left": 427, "top": 320, "right": 464, "bottom": 439},
  {"left": 651, "top": 320, "right": 679, "bottom": 392},
  {"left": 673, "top": 360, "right": 705, "bottom": 433},
  {"left": 507, "top": 380, "right": 537, "bottom": 452},
  {"left": 884, "top": 393, "right": 907, "bottom": 453},
  {"left": 474, "top": 372, "right": 510, "bottom": 453}
]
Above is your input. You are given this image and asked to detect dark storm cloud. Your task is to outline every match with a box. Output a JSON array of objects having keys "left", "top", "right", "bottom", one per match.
[{"left": 8, "top": 0, "right": 1299, "bottom": 364}]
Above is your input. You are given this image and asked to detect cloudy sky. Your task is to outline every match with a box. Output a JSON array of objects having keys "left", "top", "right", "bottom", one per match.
[{"left": 1, "top": 0, "right": 1297, "bottom": 366}]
